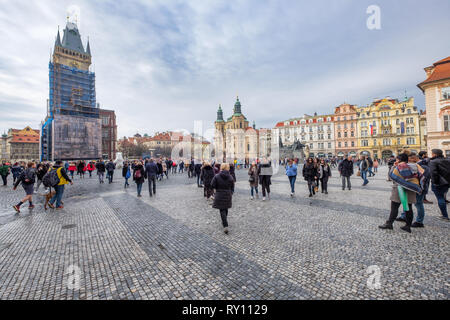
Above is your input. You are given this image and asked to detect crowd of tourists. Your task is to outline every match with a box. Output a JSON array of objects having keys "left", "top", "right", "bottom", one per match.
[{"left": 1, "top": 148, "right": 449, "bottom": 234}]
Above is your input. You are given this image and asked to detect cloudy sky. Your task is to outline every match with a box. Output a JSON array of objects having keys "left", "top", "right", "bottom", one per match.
[{"left": 0, "top": 0, "right": 449, "bottom": 138}]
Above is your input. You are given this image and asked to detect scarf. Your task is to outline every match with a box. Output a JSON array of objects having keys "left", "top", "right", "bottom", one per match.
[{"left": 389, "top": 162, "right": 423, "bottom": 194}]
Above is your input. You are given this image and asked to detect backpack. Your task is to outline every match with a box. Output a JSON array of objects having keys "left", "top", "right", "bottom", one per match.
[
  {"left": 43, "top": 168, "right": 60, "bottom": 188},
  {"left": 134, "top": 169, "right": 142, "bottom": 179}
]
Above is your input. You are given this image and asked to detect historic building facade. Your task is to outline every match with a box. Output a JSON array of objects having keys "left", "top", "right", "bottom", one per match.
[
  {"left": 214, "top": 97, "right": 261, "bottom": 163},
  {"left": 41, "top": 20, "right": 101, "bottom": 161},
  {"left": 356, "top": 97, "right": 421, "bottom": 159},
  {"left": 418, "top": 56, "right": 450, "bottom": 156},
  {"left": 334, "top": 104, "right": 358, "bottom": 157},
  {"left": 6, "top": 127, "right": 40, "bottom": 161},
  {"left": 273, "top": 114, "right": 335, "bottom": 158},
  {"left": 100, "top": 108, "right": 117, "bottom": 160}
]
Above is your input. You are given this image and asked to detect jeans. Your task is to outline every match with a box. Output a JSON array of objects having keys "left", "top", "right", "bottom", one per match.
[
  {"left": 401, "top": 192, "right": 425, "bottom": 223},
  {"left": 361, "top": 170, "right": 368, "bottom": 185},
  {"left": 431, "top": 184, "right": 449, "bottom": 218},
  {"left": 288, "top": 176, "right": 296, "bottom": 193},
  {"left": 124, "top": 178, "right": 129, "bottom": 187},
  {"left": 148, "top": 176, "right": 156, "bottom": 195},
  {"left": 220, "top": 209, "right": 228, "bottom": 228},
  {"left": 108, "top": 171, "right": 114, "bottom": 183},
  {"left": 1, "top": 174, "right": 7, "bottom": 186},
  {"left": 341, "top": 176, "right": 351, "bottom": 189},
  {"left": 196, "top": 173, "right": 202, "bottom": 186},
  {"left": 250, "top": 186, "right": 258, "bottom": 197},
  {"left": 368, "top": 166, "right": 374, "bottom": 176},
  {"left": 136, "top": 182, "right": 143, "bottom": 196},
  {"left": 98, "top": 172, "right": 104, "bottom": 183},
  {"left": 50, "top": 185, "right": 64, "bottom": 207}
]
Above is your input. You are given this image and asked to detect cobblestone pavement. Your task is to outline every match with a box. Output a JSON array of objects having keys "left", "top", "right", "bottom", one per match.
[{"left": 0, "top": 165, "right": 448, "bottom": 300}]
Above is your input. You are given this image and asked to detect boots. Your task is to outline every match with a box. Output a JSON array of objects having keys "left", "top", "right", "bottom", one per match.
[{"left": 378, "top": 222, "right": 393, "bottom": 230}]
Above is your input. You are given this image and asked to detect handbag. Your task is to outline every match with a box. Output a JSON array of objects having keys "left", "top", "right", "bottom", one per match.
[
  {"left": 356, "top": 170, "right": 361, "bottom": 177},
  {"left": 125, "top": 168, "right": 131, "bottom": 179},
  {"left": 249, "top": 176, "right": 255, "bottom": 183}
]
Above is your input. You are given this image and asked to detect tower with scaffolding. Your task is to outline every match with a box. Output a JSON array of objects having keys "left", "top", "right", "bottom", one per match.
[{"left": 41, "top": 20, "right": 101, "bottom": 161}]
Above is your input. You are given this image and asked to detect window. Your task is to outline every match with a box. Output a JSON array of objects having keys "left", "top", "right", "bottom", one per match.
[
  {"left": 344, "top": 142, "right": 348, "bottom": 147},
  {"left": 407, "top": 109, "right": 411, "bottom": 114},
  {"left": 351, "top": 131, "right": 354, "bottom": 137},
  {"left": 396, "top": 119, "right": 400, "bottom": 125},
  {"left": 351, "top": 141, "right": 355, "bottom": 147},
  {"left": 338, "top": 142, "right": 342, "bottom": 147},
  {"left": 362, "top": 140, "right": 369, "bottom": 146},
  {"left": 372, "top": 113, "right": 376, "bottom": 118},
  {"left": 338, "top": 132, "right": 341, "bottom": 138},
  {"left": 344, "top": 132, "right": 347, "bottom": 138},
  {"left": 444, "top": 115, "right": 450, "bottom": 132},
  {"left": 328, "top": 142, "right": 331, "bottom": 148},
  {"left": 383, "top": 139, "right": 391, "bottom": 146},
  {"left": 407, "top": 137, "right": 416, "bottom": 145},
  {"left": 373, "top": 139, "right": 377, "bottom": 146},
  {"left": 310, "top": 143, "right": 313, "bottom": 149},
  {"left": 442, "top": 87, "right": 450, "bottom": 100},
  {"left": 328, "top": 134, "right": 331, "bottom": 139}
]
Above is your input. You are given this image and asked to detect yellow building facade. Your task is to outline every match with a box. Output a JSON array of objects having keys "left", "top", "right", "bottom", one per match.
[{"left": 357, "top": 97, "right": 421, "bottom": 159}]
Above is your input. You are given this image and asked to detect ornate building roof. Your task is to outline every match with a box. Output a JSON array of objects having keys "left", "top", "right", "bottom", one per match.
[
  {"left": 418, "top": 56, "right": 450, "bottom": 91},
  {"left": 55, "top": 22, "right": 90, "bottom": 55}
]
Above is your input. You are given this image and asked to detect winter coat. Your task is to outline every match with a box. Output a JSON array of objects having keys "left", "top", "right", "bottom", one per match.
[
  {"left": 145, "top": 162, "right": 158, "bottom": 178},
  {"left": 133, "top": 165, "right": 145, "bottom": 184},
  {"left": 0, "top": 165, "right": 10, "bottom": 176},
  {"left": 285, "top": 163, "right": 298, "bottom": 177},
  {"left": 429, "top": 156, "right": 450, "bottom": 187},
  {"left": 87, "top": 163, "right": 95, "bottom": 171},
  {"left": 36, "top": 166, "right": 47, "bottom": 180},
  {"left": 302, "top": 163, "right": 317, "bottom": 181},
  {"left": 157, "top": 162, "right": 163, "bottom": 174},
  {"left": 211, "top": 170, "right": 234, "bottom": 210},
  {"left": 14, "top": 168, "right": 36, "bottom": 188},
  {"left": 248, "top": 166, "right": 259, "bottom": 187},
  {"left": 122, "top": 165, "right": 129, "bottom": 178},
  {"left": 11, "top": 165, "right": 22, "bottom": 177},
  {"left": 338, "top": 159, "right": 354, "bottom": 177},
  {"left": 229, "top": 165, "right": 236, "bottom": 182},
  {"left": 105, "top": 162, "right": 115, "bottom": 172},
  {"left": 319, "top": 164, "right": 332, "bottom": 180},
  {"left": 96, "top": 162, "right": 106, "bottom": 173},
  {"left": 200, "top": 165, "right": 215, "bottom": 188}
]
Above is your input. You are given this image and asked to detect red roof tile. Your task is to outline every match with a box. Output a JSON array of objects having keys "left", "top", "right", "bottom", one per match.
[{"left": 418, "top": 56, "right": 450, "bottom": 91}]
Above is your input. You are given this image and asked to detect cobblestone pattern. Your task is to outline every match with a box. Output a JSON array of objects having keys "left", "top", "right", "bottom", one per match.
[{"left": 0, "top": 166, "right": 448, "bottom": 300}]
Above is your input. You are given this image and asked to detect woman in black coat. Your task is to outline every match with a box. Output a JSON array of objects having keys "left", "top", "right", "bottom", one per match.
[
  {"left": 211, "top": 163, "right": 235, "bottom": 234},
  {"left": 303, "top": 158, "right": 318, "bottom": 197},
  {"left": 200, "top": 162, "right": 215, "bottom": 199},
  {"left": 318, "top": 158, "right": 332, "bottom": 194}
]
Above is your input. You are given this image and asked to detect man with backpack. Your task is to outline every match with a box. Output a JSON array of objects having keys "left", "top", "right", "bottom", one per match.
[
  {"left": 367, "top": 156, "right": 375, "bottom": 177},
  {"left": 145, "top": 158, "right": 158, "bottom": 197},
  {"left": 96, "top": 159, "right": 106, "bottom": 184},
  {"left": 46, "top": 160, "right": 73, "bottom": 210},
  {"left": 12, "top": 162, "right": 37, "bottom": 213},
  {"left": 105, "top": 160, "right": 116, "bottom": 184},
  {"left": 429, "top": 149, "right": 450, "bottom": 220}
]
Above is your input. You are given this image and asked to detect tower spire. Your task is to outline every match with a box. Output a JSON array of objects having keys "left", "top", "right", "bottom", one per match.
[
  {"left": 216, "top": 104, "right": 224, "bottom": 122},
  {"left": 86, "top": 37, "right": 91, "bottom": 55},
  {"left": 55, "top": 26, "right": 61, "bottom": 47}
]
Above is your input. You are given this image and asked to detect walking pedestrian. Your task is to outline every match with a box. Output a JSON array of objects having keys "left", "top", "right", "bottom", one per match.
[
  {"left": 379, "top": 153, "right": 424, "bottom": 233},
  {"left": 211, "top": 163, "right": 235, "bottom": 234},
  {"left": 133, "top": 161, "right": 145, "bottom": 197},
  {"left": 303, "top": 158, "right": 318, "bottom": 197},
  {"left": 35, "top": 163, "right": 47, "bottom": 192},
  {"left": 122, "top": 161, "right": 131, "bottom": 188},
  {"left": 0, "top": 161, "right": 10, "bottom": 186},
  {"left": 87, "top": 161, "right": 95, "bottom": 178},
  {"left": 201, "top": 161, "right": 215, "bottom": 200},
  {"left": 96, "top": 159, "right": 106, "bottom": 183},
  {"left": 285, "top": 159, "right": 298, "bottom": 197},
  {"left": 145, "top": 159, "right": 158, "bottom": 197},
  {"left": 359, "top": 155, "right": 369, "bottom": 186},
  {"left": 106, "top": 160, "right": 115, "bottom": 184},
  {"left": 258, "top": 159, "right": 273, "bottom": 201},
  {"left": 429, "top": 149, "right": 450, "bottom": 220},
  {"left": 319, "top": 158, "right": 331, "bottom": 194},
  {"left": 11, "top": 162, "right": 23, "bottom": 184},
  {"left": 47, "top": 160, "right": 73, "bottom": 210},
  {"left": 248, "top": 161, "right": 259, "bottom": 200},
  {"left": 68, "top": 162, "right": 76, "bottom": 180},
  {"left": 12, "top": 162, "right": 37, "bottom": 212}
]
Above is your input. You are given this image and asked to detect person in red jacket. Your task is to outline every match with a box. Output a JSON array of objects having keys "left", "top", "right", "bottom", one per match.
[{"left": 87, "top": 161, "right": 96, "bottom": 178}]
